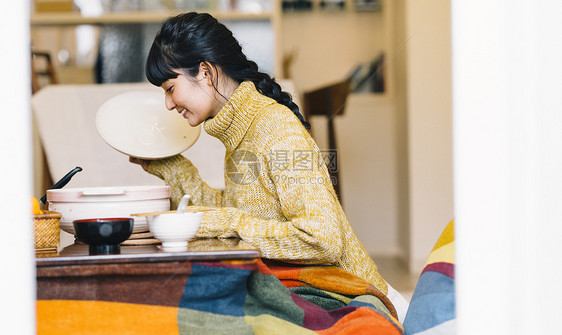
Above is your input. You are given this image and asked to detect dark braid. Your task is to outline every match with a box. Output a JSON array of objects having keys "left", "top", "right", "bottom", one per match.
[
  {"left": 146, "top": 12, "right": 310, "bottom": 130},
  {"left": 226, "top": 54, "right": 310, "bottom": 131}
]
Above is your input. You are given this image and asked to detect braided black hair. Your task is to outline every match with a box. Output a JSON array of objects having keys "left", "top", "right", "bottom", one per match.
[{"left": 146, "top": 12, "right": 310, "bottom": 130}]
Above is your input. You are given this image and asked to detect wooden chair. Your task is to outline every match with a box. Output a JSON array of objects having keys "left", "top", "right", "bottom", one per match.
[
  {"left": 31, "top": 51, "right": 58, "bottom": 94},
  {"left": 303, "top": 78, "right": 351, "bottom": 200}
]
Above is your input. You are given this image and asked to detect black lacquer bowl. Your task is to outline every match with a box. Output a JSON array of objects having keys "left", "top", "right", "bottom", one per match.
[{"left": 73, "top": 218, "right": 133, "bottom": 255}]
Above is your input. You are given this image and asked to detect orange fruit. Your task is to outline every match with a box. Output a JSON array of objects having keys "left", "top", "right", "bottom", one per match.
[{"left": 32, "top": 196, "right": 44, "bottom": 215}]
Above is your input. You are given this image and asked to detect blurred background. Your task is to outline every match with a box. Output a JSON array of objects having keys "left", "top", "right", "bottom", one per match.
[{"left": 29, "top": 0, "right": 453, "bottom": 296}]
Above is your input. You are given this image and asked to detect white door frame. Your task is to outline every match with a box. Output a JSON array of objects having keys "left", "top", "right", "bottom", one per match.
[
  {"left": 0, "top": 1, "right": 36, "bottom": 334},
  {"left": 453, "top": 1, "right": 562, "bottom": 333}
]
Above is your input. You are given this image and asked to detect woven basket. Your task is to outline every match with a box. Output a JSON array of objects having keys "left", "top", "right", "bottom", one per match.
[{"left": 34, "top": 210, "right": 61, "bottom": 251}]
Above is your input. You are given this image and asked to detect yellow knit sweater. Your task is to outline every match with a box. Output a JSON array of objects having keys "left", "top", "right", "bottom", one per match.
[{"left": 148, "top": 81, "right": 388, "bottom": 294}]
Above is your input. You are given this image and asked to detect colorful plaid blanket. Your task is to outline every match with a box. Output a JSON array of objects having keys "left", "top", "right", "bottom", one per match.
[
  {"left": 403, "top": 220, "right": 456, "bottom": 334},
  {"left": 38, "top": 258, "right": 404, "bottom": 334}
]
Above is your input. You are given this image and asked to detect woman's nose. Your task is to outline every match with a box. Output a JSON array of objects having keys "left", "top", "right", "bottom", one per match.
[{"left": 165, "top": 94, "right": 176, "bottom": 111}]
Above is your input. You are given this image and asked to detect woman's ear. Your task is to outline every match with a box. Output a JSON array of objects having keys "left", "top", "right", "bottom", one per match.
[{"left": 198, "top": 62, "right": 213, "bottom": 85}]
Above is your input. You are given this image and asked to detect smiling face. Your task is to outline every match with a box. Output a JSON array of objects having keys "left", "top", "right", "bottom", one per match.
[{"left": 161, "top": 67, "right": 220, "bottom": 127}]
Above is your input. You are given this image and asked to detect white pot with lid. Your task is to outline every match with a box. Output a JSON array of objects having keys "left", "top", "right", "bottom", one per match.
[{"left": 47, "top": 185, "right": 171, "bottom": 235}]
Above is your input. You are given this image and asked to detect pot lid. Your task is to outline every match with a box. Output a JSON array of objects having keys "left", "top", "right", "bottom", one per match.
[{"left": 47, "top": 185, "right": 171, "bottom": 202}]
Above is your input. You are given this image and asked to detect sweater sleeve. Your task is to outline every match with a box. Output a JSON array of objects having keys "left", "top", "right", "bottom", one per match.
[
  {"left": 147, "top": 155, "right": 223, "bottom": 208},
  {"left": 196, "top": 204, "right": 343, "bottom": 264}
]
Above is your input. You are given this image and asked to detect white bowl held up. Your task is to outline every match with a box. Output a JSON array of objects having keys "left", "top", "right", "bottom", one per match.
[{"left": 95, "top": 90, "right": 201, "bottom": 160}]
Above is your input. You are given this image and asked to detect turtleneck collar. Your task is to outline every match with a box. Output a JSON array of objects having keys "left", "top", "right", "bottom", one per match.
[{"left": 204, "top": 81, "right": 274, "bottom": 151}]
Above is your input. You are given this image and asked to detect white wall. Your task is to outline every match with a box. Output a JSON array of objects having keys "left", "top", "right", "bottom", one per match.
[
  {"left": 405, "top": 0, "right": 453, "bottom": 273},
  {"left": 391, "top": 0, "right": 411, "bottom": 271},
  {"left": 0, "top": 1, "right": 36, "bottom": 334}
]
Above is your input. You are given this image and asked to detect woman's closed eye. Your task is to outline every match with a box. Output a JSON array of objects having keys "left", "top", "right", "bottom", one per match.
[{"left": 165, "top": 86, "right": 174, "bottom": 93}]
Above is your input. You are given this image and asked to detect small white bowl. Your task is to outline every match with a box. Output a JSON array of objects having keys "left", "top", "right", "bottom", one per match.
[{"left": 146, "top": 212, "right": 203, "bottom": 252}]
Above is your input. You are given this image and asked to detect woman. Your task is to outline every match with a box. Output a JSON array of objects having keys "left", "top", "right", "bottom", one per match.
[{"left": 133, "top": 12, "right": 391, "bottom": 296}]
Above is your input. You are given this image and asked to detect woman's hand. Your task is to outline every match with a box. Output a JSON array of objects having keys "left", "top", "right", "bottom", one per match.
[{"left": 129, "top": 156, "right": 151, "bottom": 172}]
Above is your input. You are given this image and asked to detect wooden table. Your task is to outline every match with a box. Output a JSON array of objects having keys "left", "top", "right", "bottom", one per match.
[{"left": 36, "top": 239, "right": 260, "bottom": 306}]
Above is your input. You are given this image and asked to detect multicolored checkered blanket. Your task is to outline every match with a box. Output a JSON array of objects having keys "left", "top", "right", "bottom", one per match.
[
  {"left": 403, "top": 220, "right": 456, "bottom": 334},
  {"left": 38, "top": 258, "right": 404, "bottom": 334}
]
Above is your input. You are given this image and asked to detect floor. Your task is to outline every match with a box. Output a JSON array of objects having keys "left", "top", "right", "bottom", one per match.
[{"left": 373, "top": 255, "right": 419, "bottom": 302}]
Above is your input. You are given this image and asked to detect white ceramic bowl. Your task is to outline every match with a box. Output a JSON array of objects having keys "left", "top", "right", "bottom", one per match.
[
  {"left": 147, "top": 212, "right": 203, "bottom": 252},
  {"left": 95, "top": 90, "right": 201, "bottom": 159},
  {"left": 48, "top": 186, "right": 171, "bottom": 234}
]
